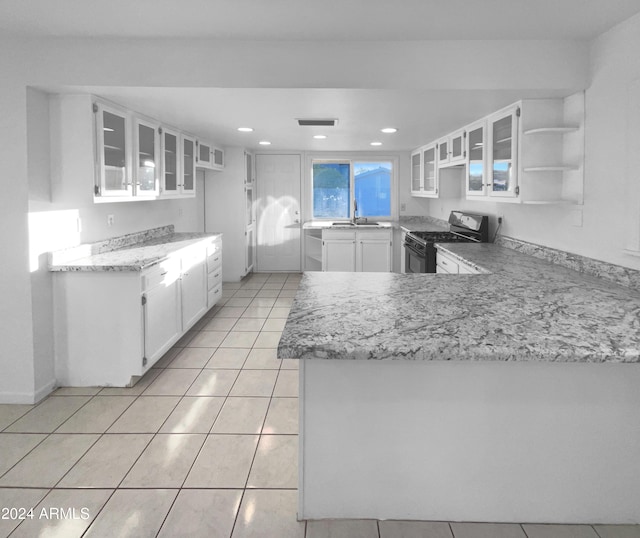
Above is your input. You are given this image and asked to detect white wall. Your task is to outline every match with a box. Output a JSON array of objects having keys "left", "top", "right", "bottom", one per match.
[
  {"left": 425, "top": 12, "right": 640, "bottom": 271},
  {"left": 0, "top": 35, "right": 595, "bottom": 403}
]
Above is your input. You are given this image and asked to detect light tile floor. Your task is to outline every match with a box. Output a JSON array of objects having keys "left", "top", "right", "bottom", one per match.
[{"left": 0, "top": 272, "right": 639, "bottom": 537}]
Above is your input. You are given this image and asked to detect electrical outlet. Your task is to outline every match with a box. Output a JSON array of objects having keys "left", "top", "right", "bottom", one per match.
[
  {"left": 498, "top": 215, "right": 504, "bottom": 224},
  {"left": 107, "top": 214, "right": 114, "bottom": 227},
  {"left": 400, "top": 203, "right": 406, "bottom": 212}
]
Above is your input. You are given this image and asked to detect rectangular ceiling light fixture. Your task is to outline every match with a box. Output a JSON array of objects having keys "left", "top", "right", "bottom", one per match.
[{"left": 297, "top": 119, "right": 338, "bottom": 127}]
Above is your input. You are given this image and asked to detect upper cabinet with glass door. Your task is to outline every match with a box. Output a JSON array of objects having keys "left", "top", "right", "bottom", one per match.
[
  {"left": 196, "top": 140, "right": 225, "bottom": 171},
  {"left": 410, "top": 143, "right": 438, "bottom": 198},
  {"left": 466, "top": 120, "right": 486, "bottom": 196},
  {"left": 133, "top": 116, "right": 160, "bottom": 197},
  {"left": 488, "top": 104, "right": 519, "bottom": 199},
  {"left": 94, "top": 102, "right": 132, "bottom": 198},
  {"left": 161, "top": 127, "right": 180, "bottom": 196},
  {"left": 181, "top": 134, "right": 196, "bottom": 195}
]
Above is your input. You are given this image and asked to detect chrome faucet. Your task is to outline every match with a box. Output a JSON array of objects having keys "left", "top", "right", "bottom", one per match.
[{"left": 352, "top": 199, "right": 358, "bottom": 224}]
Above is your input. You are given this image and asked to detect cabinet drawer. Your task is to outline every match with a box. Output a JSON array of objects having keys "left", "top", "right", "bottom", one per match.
[
  {"left": 436, "top": 253, "right": 459, "bottom": 274},
  {"left": 142, "top": 259, "right": 180, "bottom": 291},
  {"left": 208, "top": 283, "right": 222, "bottom": 307},
  {"left": 207, "top": 237, "right": 222, "bottom": 257},
  {"left": 208, "top": 268, "right": 223, "bottom": 290}
]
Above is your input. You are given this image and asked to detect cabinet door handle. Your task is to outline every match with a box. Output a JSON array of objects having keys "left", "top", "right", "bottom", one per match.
[{"left": 160, "top": 271, "right": 168, "bottom": 276}]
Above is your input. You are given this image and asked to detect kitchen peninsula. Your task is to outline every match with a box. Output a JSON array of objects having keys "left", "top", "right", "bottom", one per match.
[{"left": 278, "top": 242, "right": 640, "bottom": 524}]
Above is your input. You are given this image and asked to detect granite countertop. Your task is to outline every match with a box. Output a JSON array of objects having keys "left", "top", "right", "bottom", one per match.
[
  {"left": 49, "top": 226, "right": 222, "bottom": 272},
  {"left": 278, "top": 242, "right": 640, "bottom": 363},
  {"left": 303, "top": 215, "right": 449, "bottom": 232}
]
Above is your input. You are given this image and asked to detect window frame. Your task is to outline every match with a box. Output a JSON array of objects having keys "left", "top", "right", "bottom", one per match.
[{"left": 309, "top": 155, "right": 397, "bottom": 222}]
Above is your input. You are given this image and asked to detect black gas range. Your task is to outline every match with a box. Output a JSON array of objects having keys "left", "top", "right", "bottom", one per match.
[{"left": 404, "top": 211, "right": 490, "bottom": 273}]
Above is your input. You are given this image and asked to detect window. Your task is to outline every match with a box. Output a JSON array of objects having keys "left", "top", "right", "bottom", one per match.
[{"left": 312, "top": 160, "right": 392, "bottom": 219}]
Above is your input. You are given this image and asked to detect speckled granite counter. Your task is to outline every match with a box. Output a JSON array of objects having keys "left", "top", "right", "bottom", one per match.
[
  {"left": 303, "top": 215, "right": 448, "bottom": 232},
  {"left": 278, "top": 242, "right": 640, "bottom": 363},
  {"left": 49, "top": 226, "right": 222, "bottom": 272}
]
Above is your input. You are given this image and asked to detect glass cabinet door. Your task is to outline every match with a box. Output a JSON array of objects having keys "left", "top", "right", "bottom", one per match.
[
  {"left": 245, "top": 186, "right": 254, "bottom": 227},
  {"left": 490, "top": 107, "right": 519, "bottom": 196},
  {"left": 422, "top": 145, "right": 437, "bottom": 194},
  {"left": 438, "top": 139, "right": 449, "bottom": 164},
  {"left": 182, "top": 135, "right": 196, "bottom": 194},
  {"left": 197, "top": 141, "right": 212, "bottom": 167},
  {"left": 451, "top": 131, "right": 464, "bottom": 161},
  {"left": 134, "top": 118, "right": 159, "bottom": 197},
  {"left": 96, "top": 104, "right": 131, "bottom": 197},
  {"left": 245, "top": 152, "right": 253, "bottom": 184},
  {"left": 467, "top": 122, "right": 486, "bottom": 195},
  {"left": 411, "top": 151, "right": 421, "bottom": 192},
  {"left": 162, "top": 129, "right": 179, "bottom": 194}
]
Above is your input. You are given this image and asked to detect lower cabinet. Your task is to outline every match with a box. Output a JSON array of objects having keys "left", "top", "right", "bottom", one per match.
[
  {"left": 436, "top": 249, "right": 478, "bottom": 274},
  {"left": 322, "top": 228, "right": 392, "bottom": 272},
  {"left": 54, "top": 236, "right": 222, "bottom": 387}
]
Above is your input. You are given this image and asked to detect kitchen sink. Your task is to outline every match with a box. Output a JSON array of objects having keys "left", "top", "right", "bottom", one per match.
[{"left": 330, "top": 221, "right": 380, "bottom": 227}]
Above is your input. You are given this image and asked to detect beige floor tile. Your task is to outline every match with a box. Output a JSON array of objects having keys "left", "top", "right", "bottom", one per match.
[
  {"left": 247, "top": 435, "right": 297, "bottom": 488},
  {"left": 233, "top": 318, "right": 267, "bottom": 331},
  {"left": 206, "top": 348, "right": 250, "bottom": 369},
  {"left": 280, "top": 358, "right": 300, "bottom": 370},
  {"left": 274, "top": 297, "right": 294, "bottom": 307},
  {"left": 107, "top": 396, "right": 180, "bottom": 433},
  {"left": 230, "top": 370, "right": 278, "bottom": 397},
  {"left": 234, "top": 289, "right": 259, "bottom": 298},
  {"left": 262, "top": 282, "right": 285, "bottom": 290},
  {"left": 269, "top": 307, "right": 291, "bottom": 318},
  {"left": 168, "top": 347, "right": 215, "bottom": 368},
  {"left": 52, "top": 387, "right": 102, "bottom": 396},
  {"left": 0, "top": 433, "right": 46, "bottom": 476},
  {"left": 98, "top": 368, "right": 161, "bottom": 396},
  {"left": 0, "top": 404, "right": 34, "bottom": 431},
  {"left": 244, "top": 348, "right": 282, "bottom": 369},
  {"left": 232, "top": 489, "right": 305, "bottom": 538},
  {"left": 212, "top": 397, "right": 270, "bottom": 434},
  {"left": 593, "top": 526, "right": 640, "bottom": 538},
  {"left": 0, "top": 488, "right": 49, "bottom": 537},
  {"left": 143, "top": 368, "right": 201, "bottom": 396},
  {"left": 522, "top": 524, "right": 600, "bottom": 538},
  {"left": 254, "top": 331, "right": 282, "bottom": 348},
  {"left": 121, "top": 433, "right": 206, "bottom": 487},
  {"left": 262, "top": 318, "right": 287, "bottom": 331},
  {"left": 174, "top": 330, "right": 197, "bottom": 347},
  {"left": 153, "top": 347, "right": 182, "bottom": 368},
  {"left": 84, "top": 489, "right": 178, "bottom": 538},
  {"left": 187, "top": 330, "right": 228, "bottom": 348},
  {"left": 10, "top": 488, "right": 113, "bottom": 538},
  {"left": 250, "top": 297, "right": 277, "bottom": 307},
  {"left": 226, "top": 297, "right": 254, "bottom": 307},
  {"left": 0, "top": 433, "right": 98, "bottom": 487},
  {"left": 220, "top": 331, "right": 259, "bottom": 348},
  {"left": 273, "top": 370, "right": 299, "bottom": 397},
  {"left": 256, "top": 289, "right": 280, "bottom": 298},
  {"left": 307, "top": 519, "right": 379, "bottom": 538},
  {"left": 55, "top": 395, "right": 136, "bottom": 433},
  {"left": 57, "top": 433, "right": 152, "bottom": 488},
  {"left": 203, "top": 317, "right": 238, "bottom": 331},
  {"left": 379, "top": 520, "right": 453, "bottom": 538},
  {"left": 223, "top": 282, "right": 242, "bottom": 291},
  {"left": 278, "top": 288, "right": 299, "bottom": 296},
  {"left": 5, "top": 396, "right": 91, "bottom": 433},
  {"left": 241, "top": 306, "right": 274, "bottom": 319},
  {"left": 187, "top": 369, "right": 240, "bottom": 396},
  {"left": 450, "top": 522, "right": 527, "bottom": 538},
  {"left": 160, "top": 396, "right": 225, "bottom": 433},
  {"left": 184, "top": 434, "right": 258, "bottom": 488},
  {"left": 158, "top": 489, "right": 243, "bottom": 538},
  {"left": 217, "top": 306, "right": 248, "bottom": 318},
  {"left": 263, "top": 398, "right": 298, "bottom": 434}
]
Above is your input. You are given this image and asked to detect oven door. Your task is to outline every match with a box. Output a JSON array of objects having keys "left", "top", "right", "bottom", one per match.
[{"left": 404, "top": 242, "right": 427, "bottom": 273}]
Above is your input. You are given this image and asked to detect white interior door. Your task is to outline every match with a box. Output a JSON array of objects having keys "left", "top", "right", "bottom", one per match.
[{"left": 256, "top": 154, "right": 302, "bottom": 272}]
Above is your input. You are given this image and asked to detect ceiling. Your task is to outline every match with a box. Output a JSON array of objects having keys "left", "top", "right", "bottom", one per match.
[
  {"left": 18, "top": 1, "right": 640, "bottom": 152},
  {"left": 2, "top": 0, "right": 640, "bottom": 40}
]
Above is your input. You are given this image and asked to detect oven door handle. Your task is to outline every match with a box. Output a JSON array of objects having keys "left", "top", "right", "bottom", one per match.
[{"left": 403, "top": 242, "right": 423, "bottom": 256}]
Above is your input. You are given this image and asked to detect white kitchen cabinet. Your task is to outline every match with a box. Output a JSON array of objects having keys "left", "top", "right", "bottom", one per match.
[
  {"left": 322, "top": 228, "right": 392, "bottom": 272},
  {"left": 181, "top": 134, "right": 197, "bottom": 195},
  {"left": 180, "top": 246, "right": 208, "bottom": 330},
  {"left": 357, "top": 229, "right": 392, "bottom": 272},
  {"left": 245, "top": 151, "right": 254, "bottom": 184},
  {"left": 142, "top": 259, "right": 182, "bottom": 366},
  {"left": 133, "top": 116, "right": 160, "bottom": 197},
  {"left": 466, "top": 120, "right": 487, "bottom": 196},
  {"left": 161, "top": 127, "right": 180, "bottom": 196},
  {"left": 436, "top": 249, "right": 479, "bottom": 274},
  {"left": 322, "top": 230, "right": 357, "bottom": 272},
  {"left": 196, "top": 140, "right": 225, "bottom": 171},
  {"left": 488, "top": 104, "right": 520, "bottom": 199},
  {"left": 411, "top": 143, "right": 438, "bottom": 198},
  {"left": 94, "top": 101, "right": 133, "bottom": 198},
  {"left": 53, "top": 236, "right": 222, "bottom": 387},
  {"left": 438, "top": 129, "right": 466, "bottom": 168}
]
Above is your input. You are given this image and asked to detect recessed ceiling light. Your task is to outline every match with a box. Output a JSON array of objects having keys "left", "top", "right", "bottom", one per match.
[
  {"left": 381, "top": 127, "right": 398, "bottom": 134},
  {"left": 370, "top": 141, "right": 383, "bottom": 146},
  {"left": 237, "top": 127, "right": 254, "bottom": 132},
  {"left": 259, "top": 141, "right": 271, "bottom": 145},
  {"left": 313, "top": 135, "right": 327, "bottom": 139}
]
